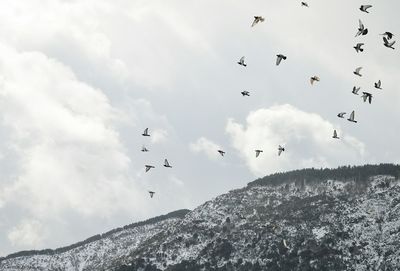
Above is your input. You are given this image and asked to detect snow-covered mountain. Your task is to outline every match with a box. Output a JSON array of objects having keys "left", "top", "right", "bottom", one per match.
[{"left": 2, "top": 164, "right": 400, "bottom": 270}]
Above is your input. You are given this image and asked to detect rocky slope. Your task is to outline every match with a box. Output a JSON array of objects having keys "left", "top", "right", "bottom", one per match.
[{"left": 2, "top": 164, "right": 400, "bottom": 270}]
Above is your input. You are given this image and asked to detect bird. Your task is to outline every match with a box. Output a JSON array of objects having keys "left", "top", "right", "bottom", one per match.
[
  {"left": 241, "top": 91, "right": 250, "bottom": 96},
  {"left": 276, "top": 54, "right": 287, "bottom": 66},
  {"left": 145, "top": 165, "right": 155, "bottom": 172},
  {"left": 354, "top": 43, "right": 364, "bottom": 53},
  {"left": 347, "top": 111, "right": 357, "bottom": 123},
  {"left": 352, "top": 86, "right": 360, "bottom": 95},
  {"left": 383, "top": 37, "right": 395, "bottom": 49},
  {"left": 353, "top": 67, "right": 363, "bottom": 77},
  {"left": 361, "top": 92, "right": 373, "bottom": 104},
  {"left": 355, "top": 20, "right": 368, "bottom": 37},
  {"left": 301, "top": 2, "right": 309, "bottom": 7},
  {"left": 251, "top": 16, "right": 265, "bottom": 27},
  {"left": 255, "top": 150, "right": 263, "bottom": 158},
  {"left": 164, "top": 159, "right": 172, "bottom": 168},
  {"left": 142, "top": 128, "right": 150, "bottom": 136},
  {"left": 237, "top": 56, "right": 247, "bottom": 67},
  {"left": 337, "top": 112, "right": 346, "bottom": 118},
  {"left": 148, "top": 191, "right": 155, "bottom": 198},
  {"left": 374, "top": 80, "right": 382, "bottom": 90},
  {"left": 310, "top": 76, "right": 320, "bottom": 85},
  {"left": 141, "top": 146, "right": 149, "bottom": 152},
  {"left": 359, "top": 5, "right": 372, "bottom": 13},
  {"left": 218, "top": 150, "right": 225, "bottom": 156},
  {"left": 332, "top": 130, "right": 339, "bottom": 139},
  {"left": 278, "top": 145, "right": 285, "bottom": 156},
  {"left": 381, "top": 32, "right": 394, "bottom": 40}
]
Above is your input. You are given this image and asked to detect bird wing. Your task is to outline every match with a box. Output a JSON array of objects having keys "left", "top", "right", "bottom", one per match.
[
  {"left": 278, "top": 149, "right": 282, "bottom": 156},
  {"left": 364, "top": 5, "right": 372, "bottom": 9},
  {"left": 276, "top": 56, "right": 282, "bottom": 66},
  {"left": 240, "top": 56, "right": 245, "bottom": 63},
  {"left": 383, "top": 37, "right": 389, "bottom": 45},
  {"left": 143, "top": 128, "right": 148, "bottom": 135},
  {"left": 251, "top": 18, "right": 258, "bottom": 27},
  {"left": 359, "top": 19, "right": 364, "bottom": 29},
  {"left": 355, "top": 67, "right": 362, "bottom": 73},
  {"left": 333, "top": 130, "right": 337, "bottom": 137},
  {"left": 164, "top": 159, "right": 170, "bottom": 167}
]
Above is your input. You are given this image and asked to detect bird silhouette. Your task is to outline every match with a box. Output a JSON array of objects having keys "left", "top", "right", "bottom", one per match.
[
  {"left": 374, "top": 80, "right": 382, "bottom": 90},
  {"left": 332, "top": 130, "right": 339, "bottom": 139},
  {"left": 145, "top": 165, "right": 155, "bottom": 172},
  {"left": 278, "top": 145, "right": 285, "bottom": 156},
  {"left": 164, "top": 159, "right": 172, "bottom": 168},
  {"left": 352, "top": 86, "right": 360, "bottom": 95},
  {"left": 354, "top": 43, "right": 364, "bottom": 53},
  {"left": 141, "top": 146, "right": 149, "bottom": 152},
  {"left": 381, "top": 32, "right": 394, "bottom": 40},
  {"left": 218, "top": 150, "right": 225, "bottom": 156},
  {"left": 301, "top": 2, "right": 309, "bottom": 7},
  {"left": 337, "top": 112, "right": 346, "bottom": 118},
  {"left": 355, "top": 20, "right": 368, "bottom": 37},
  {"left": 383, "top": 37, "right": 395, "bottom": 49},
  {"left": 310, "top": 76, "right": 320, "bottom": 85},
  {"left": 360, "top": 5, "right": 372, "bottom": 13},
  {"left": 361, "top": 92, "right": 373, "bottom": 104},
  {"left": 276, "top": 54, "right": 287, "bottom": 66},
  {"left": 354, "top": 67, "right": 363, "bottom": 77},
  {"left": 142, "top": 128, "right": 150, "bottom": 136},
  {"left": 237, "top": 56, "right": 247, "bottom": 67},
  {"left": 347, "top": 111, "right": 358, "bottom": 123},
  {"left": 251, "top": 16, "right": 265, "bottom": 27},
  {"left": 255, "top": 150, "right": 263, "bottom": 158},
  {"left": 149, "top": 191, "right": 155, "bottom": 198},
  {"left": 241, "top": 91, "right": 250, "bottom": 96}
]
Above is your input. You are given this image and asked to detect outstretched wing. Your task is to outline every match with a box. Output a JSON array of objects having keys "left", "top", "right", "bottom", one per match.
[
  {"left": 383, "top": 37, "right": 389, "bottom": 45},
  {"left": 164, "top": 159, "right": 170, "bottom": 167},
  {"left": 276, "top": 56, "right": 282, "bottom": 66}
]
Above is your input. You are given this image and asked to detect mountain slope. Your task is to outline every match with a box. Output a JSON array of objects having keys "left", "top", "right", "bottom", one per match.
[{"left": 2, "top": 164, "right": 400, "bottom": 270}]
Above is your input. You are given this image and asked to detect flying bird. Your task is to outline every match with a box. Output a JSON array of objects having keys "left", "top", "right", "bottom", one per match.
[
  {"left": 142, "top": 128, "right": 150, "bottom": 136},
  {"left": 353, "top": 67, "right": 363, "bottom": 77},
  {"left": 237, "top": 56, "right": 247, "bottom": 67},
  {"left": 145, "top": 165, "right": 155, "bottom": 172},
  {"left": 164, "top": 159, "right": 172, "bottom": 168},
  {"left": 354, "top": 43, "right": 364, "bottom": 53},
  {"left": 278, "top": 145, "right": 285, "bottom": 156},
  {"left": 251, "top": 16, "right": 265, "bottom": 27},
  {"left": 381, "top": 32, "right": 394, "bottom": 40},
  {"left": 149, "top": 191, "right": 155, "bottom": 198},
  {"left": 383, "top": 37, "right": 395, "bottom": 49},
  {"left": 218, "top": 150, "right": 225, "bottom": 156},
  {"left": 301, "top": 2, "right": 309, "bottom": 7},
  {"left": 332, "top": 130, "right": 339, "bottom": 139},
  {"left": 359, "top": 5, "right": 372, "bottom": 13},
  {"left": 352, "top": 86, "right": 360, "bottom": 95},
  {"left": 276, "top": 54, "right": 287, "bottom": 66},
  {"left": 347, "top": 111, "right": 358, "bottom": 123},
  {"left": 255, "top": 150, "right": 263, "bottom": 158},
  {"left": 141, "top": 146, "right": 149, "bottom": 152},
  {"left": 241, "top": 91, "right": 250, "bottom": 96},
  {"left": 361, "top": 92, "right": 373, "bottom": 104},
  {"left": 355, "top": 20, "right": 368, "bottom": 37},
  {"left": 337, "top": 112, "right": 346, "bottom": 118},
  {"left": 374, "top": 80, "right": 382, "bottom": 90},
  {"left": 310, "top": 76, "right": 320, "bottom": 85}
]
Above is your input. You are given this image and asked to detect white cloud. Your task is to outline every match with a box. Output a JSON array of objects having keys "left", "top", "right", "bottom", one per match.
[
  {"left": 226, "top": 104, "right": 367, "bottom": 176},
  {"left": 151, "top": 129, "right": 169, "bottom": 144},
  {"left": 8, "top": 220, "right": 44, "bottom": 247},
  {"left": 189, "top": 137, "right": 222, "bottom": 160}
]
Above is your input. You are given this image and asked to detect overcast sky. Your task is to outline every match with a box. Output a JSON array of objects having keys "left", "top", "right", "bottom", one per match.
[{"left": 0, "top": 0, "right": 399, "bottom": 256}]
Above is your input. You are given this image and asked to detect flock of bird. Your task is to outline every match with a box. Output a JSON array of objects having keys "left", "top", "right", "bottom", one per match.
[{"left": 142, "top": 3, "right": 394, "bottom": 198}]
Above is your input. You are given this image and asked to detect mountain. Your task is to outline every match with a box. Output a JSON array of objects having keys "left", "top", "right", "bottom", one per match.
[{"left": 2, "top": 164, "right": 400, "bottom": 270}]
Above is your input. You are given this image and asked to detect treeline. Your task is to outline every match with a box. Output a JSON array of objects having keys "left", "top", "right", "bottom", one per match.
[
  {"left": 248, "top": 163, "right": 400, "bottom": 187},
  {"left": 0, "top": 209, "right": 190, "bottom": 262}
]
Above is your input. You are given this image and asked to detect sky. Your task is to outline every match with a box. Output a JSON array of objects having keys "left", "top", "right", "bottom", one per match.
[{"left": 0, "top": 0, "right": 399, "bottom": 256}]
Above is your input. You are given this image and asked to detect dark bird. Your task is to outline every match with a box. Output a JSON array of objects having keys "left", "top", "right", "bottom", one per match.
[
  {"left": 164, "top": 159, "right": 172, "bottom": 168},
  {"left": 142, "top": 128, "right": 150, "bottom": 136},
  {"left": 347, "top": 110, "right": 358, "bottom": 123},
  {"left": 145, "top": 165, "right": 155, "bottom": 172},
  {"left": 237, "top": 56, "right": 247, "bottom": 67},
  {"left": 310, "top": 76, "right": 320, "bottom": 85},
  {"left": 381, "top": 32, "right": 394, "bottom": 40},
  {"left": 149, "top": 191, "right": 155, "bottom": 198},
  {"left": 251, "top": 16, "right": 265, "bottom": 27},
  {"left": 301, "top": 2, "right": 309, "bottom": 7},
  {"left": 141, "top": 146, "right": 149, "bottom": 152},
  {"left": 354, "top": 43, "right": 364, "bottom": 53},
  {"left": 241, "top": 91, "right": 250, "bottom": 96},
  {"left": 218, "top": 150, "right": 225, "bottom": 156},
  {"left": 337, "top": 112, "right": 346, "bottom": 118},
  {"left": 332, "top": 130, "right": 339, "bottom": 139},
  {"left": 255, "top": 150, "right": 263, "bottom": 158},
  {"left": 352, "top": 86, "right": 360, "bottom": 95},
  {"left": 374, "top": 80, "right": 382, "bottom": 90},
  {"left": 353, "top": 67, "right": 363, "bottom": 77},
  {"left": 383, "top": 37, "right": 395, "bottom": 49},
  {"left": 362, "top": 92, "right": 373, "bottom": 104},
  {"left": 360, "top": 5, "right": 372, "bottom": 13},
  {"left": 278, "top": 145, "right": 285, "bottom": 156},
  {"left": 355, "top": 20, "right": 368, "bottom": 37},
  {"left": 276, "top": 54, "right": 287, "bottom": 66}
]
